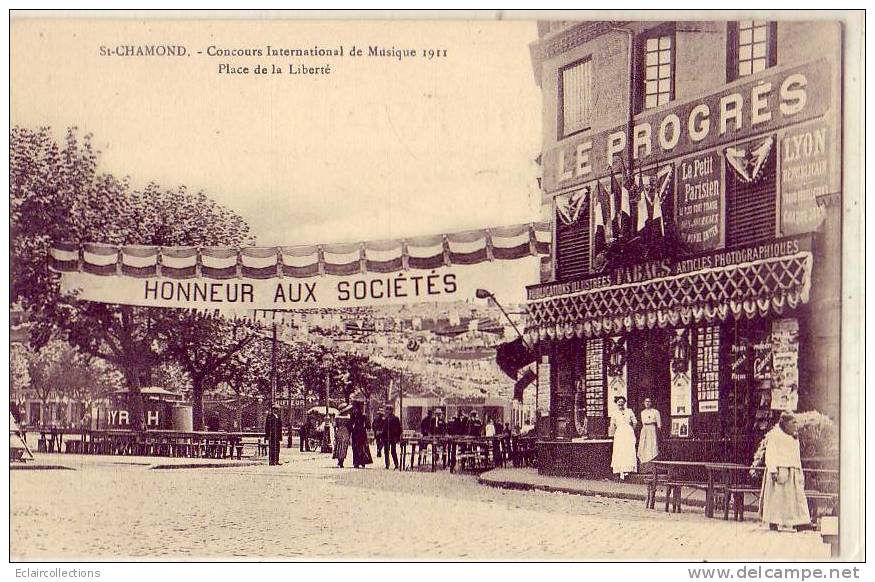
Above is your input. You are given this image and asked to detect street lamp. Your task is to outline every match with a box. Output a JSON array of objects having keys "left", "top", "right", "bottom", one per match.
[
  {"left": 475, "top": 289, "right": 527, "bottom": 345},
  {"left": 475, "top": 288, "right": 539, "bottom": 431},
  {"left": 320, "top": 354, "right": 333, "bottom": 453}
]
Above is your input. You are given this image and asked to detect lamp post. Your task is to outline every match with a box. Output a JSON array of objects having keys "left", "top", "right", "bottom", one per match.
[
  {"left": 475, "top": 288, "right": 539, "bottom": 430},
  {"left": 400, "top": 337, "right": 419, "bottom": 431},
  {"left": 321, "top": 354, "right": 332, "bottom": 453},
  {"left": 269, "top": 321, "right": 278, "bottom": 407}
]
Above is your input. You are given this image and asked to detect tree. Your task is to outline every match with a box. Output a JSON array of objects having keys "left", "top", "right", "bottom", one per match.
[
  {"left": 11, "top": 126, "right": 253, "bottom": 429},
  {"left": 157, "top": 313, "right": 258, "bottom": 430},
  {"left": 13, "top": 341, "right": 124, "bottom": 426},
  {"left": 10, "top": 344, "right": 32, "bottom": 405}
]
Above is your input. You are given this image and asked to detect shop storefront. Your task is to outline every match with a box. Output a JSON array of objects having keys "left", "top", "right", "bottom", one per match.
[
  {"left": 528, "top": 235, "right": 822, "bottom": 477},
  {"left": 525, "top": 53, "right": 842, "bottom": 479}
]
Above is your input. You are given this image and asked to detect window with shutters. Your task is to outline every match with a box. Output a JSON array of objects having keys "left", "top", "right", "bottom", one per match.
[
  {"left": 725, "top": 136, "right": 777, "bottom": 247},
  {"left": 555, "top": 189, "right": 591, "bottom": 281},
  {"left": 558, "top": 58, "right": 593, "bottom": 138},
  {"left": 727, "top": 21, "right": 777, "bottom": 83}
]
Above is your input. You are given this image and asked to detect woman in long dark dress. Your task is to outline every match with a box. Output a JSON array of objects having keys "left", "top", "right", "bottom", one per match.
[{"left": 349, "top": 402, "right": 373, "bottom": 468}]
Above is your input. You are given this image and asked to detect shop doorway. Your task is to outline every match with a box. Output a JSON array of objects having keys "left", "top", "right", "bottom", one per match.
[{"left": 626, "top": 329, "right": 672, "bottom": 428}]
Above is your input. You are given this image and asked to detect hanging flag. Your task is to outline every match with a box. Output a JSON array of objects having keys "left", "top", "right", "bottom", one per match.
[
  {"left": 652, "top": 165, "right": 674, "bottom": 239},
  {"left": 593, "top": 187, "right": 607, "bottom": 257},
  {"left": 619, "top": 170, "right": 633, "bottom": 241},
  {"left": 636, "top": 188, "right": 652, "bottom": 237},
  {"left": 609, "top": 171, "right": 623, "bottom": 240},
  {"left": 725, "top": 137, "right": 774, "bottom": 183},
  {"left": 652, "top": 187, "right": 665, "bottom": 238},
  {"left": 600, "top": 180, "right": 615, "bottom": 243}
]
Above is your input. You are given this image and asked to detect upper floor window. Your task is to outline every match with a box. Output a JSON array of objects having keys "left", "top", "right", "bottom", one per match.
[
  {"left": 559, "top": 58, "right": 593, "bottom": 138},
  {"left": 638, "top": 27, "right": 675, "bottom": 112},
  {"left": 727, "top": 21, "right": 777, "bottom": 82}
]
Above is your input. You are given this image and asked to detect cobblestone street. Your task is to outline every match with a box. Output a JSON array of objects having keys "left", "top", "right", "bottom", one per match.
[{"left": 11, "top": 448, "right": 830, "bottom": 561}]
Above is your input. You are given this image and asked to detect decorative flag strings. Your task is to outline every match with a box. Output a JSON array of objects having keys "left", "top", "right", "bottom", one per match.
[{"left": 50, "top": 222, "right": 552, "bottom": 281}]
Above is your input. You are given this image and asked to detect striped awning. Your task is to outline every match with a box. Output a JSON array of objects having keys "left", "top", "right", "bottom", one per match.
[
  {"left": 49, "top": 222, "right": 551, "bottom": 280},
  {"left": 526, "top": 236, "right": 814, "bottom": 344}
]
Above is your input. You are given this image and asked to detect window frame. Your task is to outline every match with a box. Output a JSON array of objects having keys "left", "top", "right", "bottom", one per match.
[
  {"left": 636, "top": 23, "right": 677, "bottom": 114},
  {"left": 557, "top": 56, "right": 594, "bottom": 140},
  {"left": 726, "top": 21, "right": 777, "bottom": 83}
]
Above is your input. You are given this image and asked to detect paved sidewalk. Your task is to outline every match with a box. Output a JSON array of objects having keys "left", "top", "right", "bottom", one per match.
[
  {"left": 11, "top": 452, "right": 279, "bottom": 471},
  {"left": 12, "top": 450, "right": 830, "bottom": 560},
  {"left": 480, "top": 467, "right": 707, "bottom": 507}
]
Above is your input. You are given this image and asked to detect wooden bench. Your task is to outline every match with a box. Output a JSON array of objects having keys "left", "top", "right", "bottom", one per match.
[
  {"left": 724, "top": 485, "right": 761, "bottom": 521},
  {"left": 665, "top": 480, "right": 709, "bottom": 513},
  {"left": 644, "top": 465, "right": 669, "bottom": 509},
  {"left": 654, "top": 460, "right": 711, "bottom": 514}
]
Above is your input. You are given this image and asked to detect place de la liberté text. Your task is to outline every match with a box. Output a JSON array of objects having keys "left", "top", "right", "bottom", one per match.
[{"left": 97, "top": 44, "right": 449, "bottom": 76}]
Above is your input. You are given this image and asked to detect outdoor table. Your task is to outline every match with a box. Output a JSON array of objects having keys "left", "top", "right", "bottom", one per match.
[
  {"left": 54, "top": 429, "right": 253, "bottom": 458},
  {"left": 652, "top": 460, "right": 712, "bottom": 514},
  {"left": 704, "top": 462, "right": 766, "bottom": 519},
  {"left": 802, "top": 456, "right": 839, "bottom": 470},
  {"left": 802, "top": 468, "right": 840, "bottom": 519},
  {"left": 446, "top": 435, "right": 501, "bottom": 473}
]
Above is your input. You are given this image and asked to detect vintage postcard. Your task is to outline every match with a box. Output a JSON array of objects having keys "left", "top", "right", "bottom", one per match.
[{"left": 8, "top": 10, "right": 865, "bottom": 565}]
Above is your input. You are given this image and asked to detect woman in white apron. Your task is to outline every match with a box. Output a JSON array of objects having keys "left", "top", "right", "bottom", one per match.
[
  {"left": 637, "top": 397, "right": 662, "bottom": 465},
  {"left": 609, "top": 396, "right": 638, "bottom": 480}
]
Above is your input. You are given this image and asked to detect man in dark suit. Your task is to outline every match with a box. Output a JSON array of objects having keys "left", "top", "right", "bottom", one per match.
[
  {"left": 372, "top": 411, "right": 385, "bottom": 457},
  {"left": 468, "top": 411, "right": 483, "bottom": 437},
  {"left": 460, "top": 411, "right": 470, "bottom": 437},
  {"left": 383, "top": 404, "right": 402, "bottom": 470},
  {"left": 448, "top": 411, "right": 462, "bottom": 436},
  {"left": 420, "top": 410, "right": 434, "bottom": 436},
  {"left": 299, "top": 415, "right": 312, "bottom": 452},
  {"left": 264, "top": 405, "right": 283, "bottom": 466},
  {"left": 434, "top": 409, "right": 447, "bottom": 435}
]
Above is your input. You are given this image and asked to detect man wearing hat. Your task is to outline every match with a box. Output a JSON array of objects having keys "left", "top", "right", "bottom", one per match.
[
  {"left": 382, "top": 404, "right": 402, "bottom": 470},
  {"left": 264, "top": 404, "right": 283, "bottom": 466},
  {"left": 468, "top": 411, "right": 483, "bottom": 437}
]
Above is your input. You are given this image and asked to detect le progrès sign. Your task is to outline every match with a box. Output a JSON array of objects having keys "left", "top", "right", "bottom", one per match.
[{"left": 543, "top": 59, "right": 831, "bottom": 193}]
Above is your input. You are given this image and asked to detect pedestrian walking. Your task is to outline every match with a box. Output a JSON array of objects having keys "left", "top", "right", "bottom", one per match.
[
  {"left": 383, "top": 404, "right": 402, "bottom": 469},
  {"left": 609, "top": 396, "right": 637, "bottom": 480},
  {"left": 264, "top": 405, "right": 283, "bottom": 466},
  {"left": 637, "top": 397, "right": 662, "bottom": 466},
  {"left": 759, "top": 412, "right": 811, "bottom": 532},
  {"left": 373, "top": 411, "right": 385, "bottom": 457},
  {"left": 349, "top": 401, "right": 373, "bottom": 468},
  {"left": 299, "top": 415, "right": 313, "bottom": 452},
  {"left": 333, "top": 407, "right": 352, "bottom": 468}
]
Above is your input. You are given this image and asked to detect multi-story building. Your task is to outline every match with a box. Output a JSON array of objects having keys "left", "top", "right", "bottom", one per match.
[{"left": 525, "top": 19, "right": 842, "bottom": 477}]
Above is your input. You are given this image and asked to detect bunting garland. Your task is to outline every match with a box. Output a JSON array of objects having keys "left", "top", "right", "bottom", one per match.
[{"left": 50, "top": 222, "right": 551, "bottom": 281}]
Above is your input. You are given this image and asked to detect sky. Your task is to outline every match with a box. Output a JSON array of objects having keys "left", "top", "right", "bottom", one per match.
[{"left": 11, "top": 17, "right": 543, "bottom": 249}]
